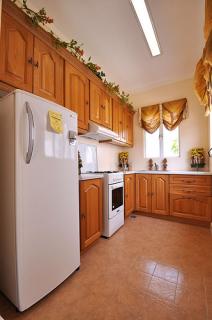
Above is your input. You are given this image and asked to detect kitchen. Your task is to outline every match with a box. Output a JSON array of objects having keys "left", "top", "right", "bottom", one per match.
[{"left": 0, "top": 0, "right": 212, "bottom": 319}]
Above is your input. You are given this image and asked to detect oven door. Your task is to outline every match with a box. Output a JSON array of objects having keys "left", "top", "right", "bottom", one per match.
[{"left": 108, "top": 181, "right": 124, "bottom": 219}]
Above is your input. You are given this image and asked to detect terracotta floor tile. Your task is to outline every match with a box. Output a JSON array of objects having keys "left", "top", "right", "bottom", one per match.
[
  {"left": 0, "top": 215, "right": 211, "bottom": 319},
  {"left": 153, "top": 263, "right": 179, "bottom": 283},
  {"left": 148, "top": 276, "right": 177, "bottom": 302},
  {"left": 175, "top": 285, "right": 207, "bottom": 319},
  {"left": 133, "top": 257, "right": 157, "bottom": 275}
]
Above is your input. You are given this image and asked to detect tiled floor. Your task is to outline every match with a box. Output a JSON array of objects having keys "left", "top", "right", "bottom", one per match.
[{"left": 1, "top": 215, "right": 212, "bottom": 319}]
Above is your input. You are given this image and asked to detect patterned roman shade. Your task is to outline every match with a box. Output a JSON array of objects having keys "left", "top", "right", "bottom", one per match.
[
  {"left": 194, "top": 0, "right": 212, "bottom": 115},
  {"left": 162, "top": 98, "right": 188, "bottom": 131},
  {"left": 139, "top": 98, "right": 188, "bottom": 133},
  {"left": 138, "top": 104, "right": 160, "bottom": 134}
]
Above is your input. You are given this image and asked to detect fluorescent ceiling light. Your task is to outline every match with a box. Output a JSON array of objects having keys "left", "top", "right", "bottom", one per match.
[{"left": 131, "top": 0, "right": 161, "bottom": 56}]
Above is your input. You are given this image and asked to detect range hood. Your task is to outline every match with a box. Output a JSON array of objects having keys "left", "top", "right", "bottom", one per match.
[{"left": 81, "top": 121, "right": 118, "bottom": 141}]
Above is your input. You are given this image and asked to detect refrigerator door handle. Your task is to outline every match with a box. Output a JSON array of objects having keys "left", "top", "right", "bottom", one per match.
[{"left": 26, "top": 102, "right": 35, "bottom": 164}]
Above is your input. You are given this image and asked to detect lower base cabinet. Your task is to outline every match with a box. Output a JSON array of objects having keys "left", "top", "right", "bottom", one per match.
[
  {"left": 134, "top": 173, "right": 212, "bottom": 223},
  {"left": 135, "top": 174, "right": 169, "bottom": 215},
  {"left": 124, "top": 174, "right": 135, "bottom": 217},
  {"left": 80, "top": 179, "right": 103, "bottom": 251},
  {"left": 170, "top": 194, "right": 212, "bottom": 222}
]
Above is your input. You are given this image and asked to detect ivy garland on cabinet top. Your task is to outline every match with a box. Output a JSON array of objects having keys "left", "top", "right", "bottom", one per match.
[{"left": 12, "top": 0, "right": 134, "bottom": 110}]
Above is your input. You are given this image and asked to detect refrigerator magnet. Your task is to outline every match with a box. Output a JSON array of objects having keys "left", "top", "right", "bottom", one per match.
[{"left": 48, "top": 110, "right": 63, "bottom": 133}]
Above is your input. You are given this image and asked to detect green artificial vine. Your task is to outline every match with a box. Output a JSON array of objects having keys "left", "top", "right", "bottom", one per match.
[
  {"left": 13, "top": 0, "right": 54, "bottom": 26},
  {"left": 85, "top": 57, "right": 106, "bottom": 80},
  {"left": 50, "top": 31, "right": 84, "bottom": 61},
  {"left": 12, "top": 0, "right": 134, "bottom": 110}
]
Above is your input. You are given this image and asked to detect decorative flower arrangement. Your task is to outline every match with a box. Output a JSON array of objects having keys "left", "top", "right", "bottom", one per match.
[
  {"left": 190, "top": 148, "right": 206, "bottom": 169},
  {"left": 12, "top": 0, "right": 134, "bottom": 110},
  {"left": 119, "top": 152, "right": 129, "bottom": 171}
]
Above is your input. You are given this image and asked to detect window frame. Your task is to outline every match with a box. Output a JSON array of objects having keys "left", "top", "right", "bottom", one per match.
[{"left": 144, "top": 124, "right": 181, "bottom": 159}]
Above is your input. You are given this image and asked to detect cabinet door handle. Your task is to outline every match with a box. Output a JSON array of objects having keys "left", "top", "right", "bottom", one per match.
[
  {"left": 34, "top": 61, "right": 39, "bottom": 68},
  {"left": 28, "top": 57, "right": 33, "bottom": 64}
]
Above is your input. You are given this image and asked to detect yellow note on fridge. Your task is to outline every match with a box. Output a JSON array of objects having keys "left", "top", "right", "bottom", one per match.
[{"left": 48, "top": 110, "right": 63, "bottom": 133}]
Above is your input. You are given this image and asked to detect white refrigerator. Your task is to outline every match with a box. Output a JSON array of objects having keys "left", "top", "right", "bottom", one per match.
[{"left": 0, "top": 90, "right": 80, "bottom": 311}]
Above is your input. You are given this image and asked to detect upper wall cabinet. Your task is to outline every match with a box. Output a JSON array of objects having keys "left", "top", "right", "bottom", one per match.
[
  {"left": 113, "top": 100, "right": 124, "bottom": 141},
  {"left": 33, "top": 38, "right": 64, "bottom": 105},
  {"left": 101, "top": 91, "right": 112, "bottom": 129},
  {"left": 113, "top": 101, "right": 134, "bottom": 146},
  {"left": 0, "top": 12, "right": 33, "bottom": 91},
  {"left": 125, "top": 109, "right": 134, "bottom": 146},
  {"left": 90, "top": 82, "right": 112, "bottom": 129},
  {"left": 0, "top": 1, "right": 134, "bottom": 145},
  {"left": 65, "top": 62, "right": 89, "bottom": 131}
]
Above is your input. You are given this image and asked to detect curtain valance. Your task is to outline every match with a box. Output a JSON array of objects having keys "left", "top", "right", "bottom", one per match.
[
  {"left": 138, "top": 98, "right": 188, "bottom": 133},
  {"left": 194, "top": 0, "right": 212, "bottom": 115},
  {"left": 162, "top": 98, "right": 188, "bottom": 131},
  {"left": 138, "top": 104, "right": 160, "bottom": 134}
]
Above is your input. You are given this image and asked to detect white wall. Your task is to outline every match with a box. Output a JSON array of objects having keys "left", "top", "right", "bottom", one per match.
[
  {"left": 77, "top": 136, "right": 124, "bottom": 171},
  {"left": 129, "top": 78, "right": 209, "bottom": 171}
]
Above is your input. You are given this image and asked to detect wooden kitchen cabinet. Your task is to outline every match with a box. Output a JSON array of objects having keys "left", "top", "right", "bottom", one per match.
[
  {"left": 136, "top": 174, "right": 152, "bottom": 213},
  {"left": 0, "top": 12, "right": 33, "bottom": 91},
  {"left": 125, "top": 109, "right": 134, "bottom": 146},
  {"left": 101, "top": 91, "right": 112, "bottom": 129},
  {"left": 135, "top": 174, "right": 169, "bottom": 215},
  {"left": 124, "top": 174, "right": 135, "bottom": 217},
  {"left": 170, "top": 194, "right": 211, "bottom": 222},
  {"left": 33, "top": 38, "right": 64, "bottom": 105},
  {"left": 0, "top": 0, "right": 134, "bottom": 144},
  {"left": 152, "top": 175, "right": 169, "bottom": 215},
  {"left": 170, "top": 174, "right": 212, "bottom": 222},
  {"left": 113, "top": 100, "right": 124, "bottom": 140},
  {"left": 113, "top": 101, "right": 134, "bottom": 146},
  {"left": 65, "top": 62, "right": 89, "bottom": 131},
  {"left": 90, "top": 82, "right": 112, "bottom": 129},
  {"left": 80, "top": 179, "right": 103, "bottom": 251}
]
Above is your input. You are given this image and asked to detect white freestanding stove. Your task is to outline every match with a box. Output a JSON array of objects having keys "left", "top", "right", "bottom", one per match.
[{"left": 101, "top": 172, "right": 124, "bottom": 237}]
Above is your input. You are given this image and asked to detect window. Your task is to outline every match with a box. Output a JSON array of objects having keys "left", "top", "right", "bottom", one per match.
[{"left": 144, "top": 125, "right": 180, "bottom": 158}]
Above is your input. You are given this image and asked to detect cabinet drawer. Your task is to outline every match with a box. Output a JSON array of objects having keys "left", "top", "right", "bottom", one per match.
[
  {"left": 170, "top": 184, "right": 212, "bottom": 196},
  {"left": 170, "top": 175, "right": 212, "bottom": 186},
  {"left": 170, "top": 194, "right": 211, "bottom": 222}
]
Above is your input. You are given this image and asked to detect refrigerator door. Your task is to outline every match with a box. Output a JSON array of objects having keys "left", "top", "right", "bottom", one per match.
[{"left": 14, "top": 91, "right": 80, "bottom": 311}]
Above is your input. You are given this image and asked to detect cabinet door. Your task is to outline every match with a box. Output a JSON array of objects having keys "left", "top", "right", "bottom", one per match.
[
  {"left": 124, "top": 174, "right": 135, "bottom": 217},
  {"left": 125, "top": 110, "right": 133, "bottom": 146},
  {"left": 152, "top": 175, "right": 169, "bottom": 215},
  {"left": 113, "top": 100, "right": 123, "bottom": 141},
  {"left": 135, "top": 174, "right": 152, "bottom": 212},
  {"left": 118, "top": 104, "right": 124, "bottom": 140},
  {"left": 80, "top": 179, "right": 103, "bottom": 251},
  {"left": 113, "top": 100, "right": 119, "bottom": 135},
  {"left": 90, "top": 82, "right": 102, "bottom": 125},
  {"left": 0, "top": 12, "right": 33, "bottom": 91},
  {"left": 101, "top": 91, "right": 112, "bottom": 129},
  {"left": 33, "top": 38, "right": 64, "bottom": 104},
  {"left": 65, "top": 62, "right": 89, "bottom": 131},
  {"left": 170, "top": 195, "right": 211, "bottom": 222}
]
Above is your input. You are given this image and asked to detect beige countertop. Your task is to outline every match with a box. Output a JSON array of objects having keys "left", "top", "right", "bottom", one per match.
[
  {"left": 79, "top": 170, "right": 212, "bottom": 181},
  {"left": 79, "top": 173, "right": 104, "bottom": 181},
  {"left": 124, "top": 170, "right": 212, "bottom": 175}
]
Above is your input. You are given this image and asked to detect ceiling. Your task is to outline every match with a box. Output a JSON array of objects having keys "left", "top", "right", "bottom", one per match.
[{"left": 29, "top": 0, "right": 205, "bottom": 94}]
